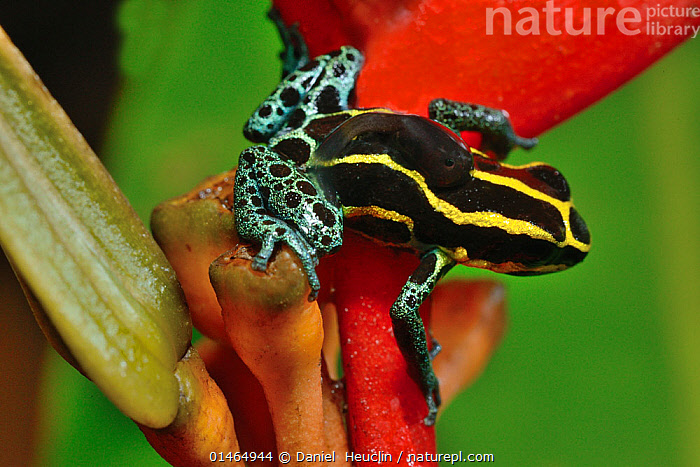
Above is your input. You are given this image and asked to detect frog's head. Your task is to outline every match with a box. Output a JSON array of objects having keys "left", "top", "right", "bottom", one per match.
[
  {"left": 315, "top": 112, "right": 590, "bottom": 275},
  {"left": 462, "top": 154, "right": 591, "bottom": 275}
]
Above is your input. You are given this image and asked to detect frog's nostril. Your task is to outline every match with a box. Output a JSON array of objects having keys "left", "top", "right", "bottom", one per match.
[
  {"left": 525, "top": 164, "right": 571, "bottom": 202},
  {"left": 568, "top": 207, "right": 590, "bottom": 244}
]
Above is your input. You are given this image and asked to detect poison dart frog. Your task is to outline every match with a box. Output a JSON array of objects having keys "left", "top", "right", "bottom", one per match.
[{"left": 234, "top": 19, "right": 590, "bottom": 426}]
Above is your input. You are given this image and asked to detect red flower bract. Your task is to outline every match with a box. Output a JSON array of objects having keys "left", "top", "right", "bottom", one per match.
[
  {"left": 275, "top": 0, "right": 700, "bottom": 135},
  {"left": 274, "top": 0, "right": 698, "bottom": 460}
]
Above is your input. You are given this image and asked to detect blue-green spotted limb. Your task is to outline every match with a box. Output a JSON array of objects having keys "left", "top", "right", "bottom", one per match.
[
  {"left": 429, "top": 98, "right": 538, "bottom": 159},
  {"left": 235, "top": 45, "right": 362, "bottom": 300},
  {"left": 390, "top": 248, "right": 455, "bottom": 422},
  {"left": 234, "top": 25, "right": 589, "bottom": 425},
  {"left": 234, "top": 145, "right": 343, "bottom": 299}
]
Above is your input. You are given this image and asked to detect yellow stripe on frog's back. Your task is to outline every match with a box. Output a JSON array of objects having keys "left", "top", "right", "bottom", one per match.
[{"left": 320, "top": 153, "right": 588, "bottom": 253}]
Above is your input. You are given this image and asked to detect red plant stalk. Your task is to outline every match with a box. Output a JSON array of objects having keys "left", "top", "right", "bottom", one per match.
[
  {"left": 274, "top": 0, "right": 700, "bottom": 460},
  {"left": 327, "top": 232, "right": 434, "bottom": 459}
]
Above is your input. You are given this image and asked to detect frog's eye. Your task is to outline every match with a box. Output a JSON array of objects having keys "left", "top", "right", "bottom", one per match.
[
  {"left": 420, "top": 146, "right": 472, "bottom": 187},
  {"left": 391, "top": 115, "right": 474, "bottom": 188}
]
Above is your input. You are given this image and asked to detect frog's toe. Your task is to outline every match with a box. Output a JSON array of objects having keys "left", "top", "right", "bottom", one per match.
[
  {"left": 289, "top": 243, "right": 321, "bottom": 300},
  {"left": 429, "top": 336, "right": 442, "bottom": 361},
  {"left": 423, "top": 371, "right": 441, "bottom": 426},
  {"left": 423, "top": 392, "right": 439, "bottom": 426},
  {"left": 251, "top": 254, "right": 270, "bottom": 272},
  {"left": 276, "top": 229, "right": 322, "bottom": 300},
  {"left": 306, "top": 268, "right": 321, "bottom": 301},
  {"left": 513, "top": 133, "right": 538, "bottom": 150}
]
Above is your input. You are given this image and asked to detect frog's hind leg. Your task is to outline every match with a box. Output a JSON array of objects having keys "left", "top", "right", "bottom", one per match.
[
  {"left": 290, "top": 46, "right": 364, "bottom": 121},
  {"left": 390, "top": 248, "right": 456, "bottom": 425},
  {"left": 428, "top": 98, "right": 538, "bottom": 160},
  {"left": 267, "top": 7, "right": 309, "bottom": 78},
  {"left": 234, "top": 146, "right": 343, "bottom": 300},
  {"left": 244, "top": 46, "right": 364, "bottom": 144}
]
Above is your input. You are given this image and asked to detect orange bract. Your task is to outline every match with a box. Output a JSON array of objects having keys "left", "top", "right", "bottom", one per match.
[{"left": 140, "top": 347, "right": 242, "bottom": 467}]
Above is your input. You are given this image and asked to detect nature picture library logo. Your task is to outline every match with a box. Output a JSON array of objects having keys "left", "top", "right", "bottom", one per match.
[{"left": 485, "top": 1, "right": 700, "bottom": 38}]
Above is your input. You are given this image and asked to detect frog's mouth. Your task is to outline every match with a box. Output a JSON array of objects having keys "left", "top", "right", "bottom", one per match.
[
  {"left": 443, "top": 225, "right": 589, "bottom": 275},
  {"left": 433, "top": 173, "right": 590, "bottom": 272}
]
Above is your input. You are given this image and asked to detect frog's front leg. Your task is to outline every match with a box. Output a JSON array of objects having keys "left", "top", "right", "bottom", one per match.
[
  {"left": 429, "top": 98, "right": 538, "bottom": 159},
  {"left": 234, "top": 146, "right": 343, "bottom": 300},
  {"left": 390, "top": 248, "right": 456, "bottom": 426}
]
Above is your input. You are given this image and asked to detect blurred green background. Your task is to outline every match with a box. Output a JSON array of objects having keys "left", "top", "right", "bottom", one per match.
[{"left": 0, "top": 0, "right": 698, "bottom": 465}]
